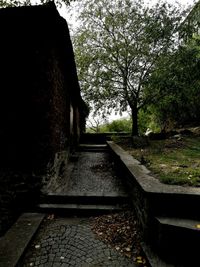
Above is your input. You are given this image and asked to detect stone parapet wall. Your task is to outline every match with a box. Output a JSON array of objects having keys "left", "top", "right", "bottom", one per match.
[{"left": 107, "top": 141, "right": 200, "bottom": 243}]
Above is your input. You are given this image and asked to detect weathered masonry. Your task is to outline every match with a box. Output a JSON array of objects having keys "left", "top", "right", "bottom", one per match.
[
  {"left": 0, "top": 2, "right": 88, "bottom": 234},
  {"left": 0, "top": 2, "right": 87, "bottom": 175}
]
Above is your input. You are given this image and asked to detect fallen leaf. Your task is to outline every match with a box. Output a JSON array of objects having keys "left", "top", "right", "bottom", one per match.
[
  {"left": 124, "top": 252, "right": 132, "bottom": 258},
  {"left": 90, "top": 210, "right": 148, "bottom": 264},
  {"left": 47, "top": 214, "right": 55, "bottom": 220}
]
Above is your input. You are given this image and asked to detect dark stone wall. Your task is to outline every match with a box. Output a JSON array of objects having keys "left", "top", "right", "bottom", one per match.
[
  {"left": 0, "top": 3, "right": 85, "bottom": 235},
  {"left": 0, "top": 3, "right": 82, "bottom": 173},
  {"left": 31, "top": 47, "right": 69, "bottom": 172}
]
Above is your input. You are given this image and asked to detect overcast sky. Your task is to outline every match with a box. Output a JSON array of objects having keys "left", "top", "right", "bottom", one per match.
[{"left": 59, "top": 0, "right": 197, "bottom": 27}]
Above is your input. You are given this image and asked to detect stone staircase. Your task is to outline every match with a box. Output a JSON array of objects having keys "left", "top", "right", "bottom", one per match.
[
  {"left": 4, "top": 139, "right": 199, "bottom": 266},
  {"left": 35, "top": 142, "right": 130, "bottom": 217},
  {"left": 0, "top": 142, "right": 131, "bottom": 267},
  {"left": 38, "top": 139, "right": 198, "bottom": 267},
  {"left": 0, "top": 142, "right": 130, "bottom": 266},
  {"left": 78, "top": 143, "right": 108, "bottom": 152},
  {"left": 36, "top": 193, "right": 129, "bottom": 216}
]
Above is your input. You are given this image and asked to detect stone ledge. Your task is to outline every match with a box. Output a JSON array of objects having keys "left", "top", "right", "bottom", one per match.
[
  {"left": 37, "top": 203, "right": 124, "bottom": 214},
  {"left": 156, "top": 216, "right": 200, "bottom": 230},
  {"left": 107, "top": 141, "right": 200, "bottom": 196},
  {"left": 0, "top": 213, "right": 45, "bottom": 267}
]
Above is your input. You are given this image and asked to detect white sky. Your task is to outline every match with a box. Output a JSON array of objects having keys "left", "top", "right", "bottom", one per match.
[{"left": 58, "top": 0, "right": 197, "bottom": 27}]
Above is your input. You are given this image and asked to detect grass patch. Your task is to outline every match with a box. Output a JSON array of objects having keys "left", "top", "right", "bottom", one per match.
[{"left": 118, "top": 136, "right": 200, "bottom": 187}]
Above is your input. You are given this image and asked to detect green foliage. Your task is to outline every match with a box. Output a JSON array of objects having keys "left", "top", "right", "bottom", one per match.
[
  {"left": 0, "top": 0, "right": 26, "bottom": 7},
  {"left": 123, "top": 136, "right": 200, "bottom": 186},
  {"left": 86, "top": 112, "right": 107, "bottom": 133},
  {"left": 138, "top": 110, "right": 149, "bottom": 135},
  {"left": 106, "top": 118, "right": 132, "bottom": 133},
  {"left": 151, "top": 137, "right": 200, "bottom": 186},
  {"left": 137, "top": 108, "right": 161, "bottom": 134},
  {"left": 0, "top": 0, "right": 72, "bottom": 8},
  {"left": 86, "top": 117, "right": 132, "bottom": 133},
  {"left": 146, "top": 114, "right": 161, "bottom": 133},
  {"left": 148, "top": 36, "right": 200, "bottom": 130},
  {"left": 73, "top": 0, "right": 184, "bottom": 135}
]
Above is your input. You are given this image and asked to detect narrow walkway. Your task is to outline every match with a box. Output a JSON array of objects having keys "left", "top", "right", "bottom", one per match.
[
  {"left": 20, "top": 217, "right": 136, "bottom": 267},
  {"left": 44, "top": 151, "right": 127, "bottom": 197},
  {"left": 18, "top": 146, "right": 137, "bottom": 267}
]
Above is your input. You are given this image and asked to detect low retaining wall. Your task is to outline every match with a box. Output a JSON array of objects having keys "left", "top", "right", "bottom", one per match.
[
  {"left": 107, "top": 141, "right": 200, "bottom": 242},
  {"left": 107, "top": 141, "right": 153, "bottom": 239}
]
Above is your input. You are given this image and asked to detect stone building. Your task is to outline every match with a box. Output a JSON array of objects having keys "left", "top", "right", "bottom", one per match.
[
  {"left": 0, "top": 2, "right": 88, "bottom": 234},
  {"left": 0, "top": 2, "right": 87, "bottom": 174}
]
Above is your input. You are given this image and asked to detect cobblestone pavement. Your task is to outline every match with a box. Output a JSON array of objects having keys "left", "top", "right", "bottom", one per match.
[
  {"left": 46, "top": 152, "right": 127, "bottom": 197},
  {"left": 22, "top": 150, "right": 135, "bottom": 266},
  {"left": 20, "top": 217, "right": 137, "bottom": 267}
]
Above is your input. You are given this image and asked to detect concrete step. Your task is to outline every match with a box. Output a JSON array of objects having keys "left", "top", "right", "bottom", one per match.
[
  {"left": 80, "top": 133, "right": 130, "bottom": 144},
  {"left": 152, "top": 216, "right": 200, "bottom": 266},
  {"left": 78, "top": 144, "right": 108, "bottom": 152},
  {"left": 36, "top": 203, "right": 125, "bottom": 216},
  {"left": 40, "top": 193, "right": 129, "bottom": 205},
  {"left": 80, "top": 133, "right": 109, "bottom": 144},
  {"left": 0, "top": 213, "right": 45, "bottom": 267}
]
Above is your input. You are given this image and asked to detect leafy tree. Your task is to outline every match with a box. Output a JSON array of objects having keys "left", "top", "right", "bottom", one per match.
[
  {"left": 0, "top": 0, "right": 73, "bottom": 8},
  {"left": 73, "top": 0, "right": 184, "bottom": 135},
  {"left": 86, "top": 117, "right": 132, "bottom": 133},
  {"left": 106, "top": 118, "right": 132, "bottom": 133},
  {"left": 138, "top": 109, "right": 151, "bottom": 135},
  {"left": 148, "top": 36, "right": 200, "bottom": 130},
  {"left": 86, "top": 111, "right": 108, "bottom": 133}
]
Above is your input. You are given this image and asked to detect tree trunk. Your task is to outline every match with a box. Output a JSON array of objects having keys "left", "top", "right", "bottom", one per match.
[{"left": 131, "top": 106, "right": 139, "bottom": 136}]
